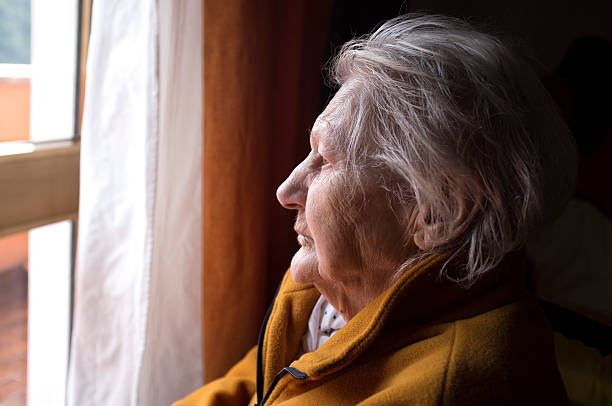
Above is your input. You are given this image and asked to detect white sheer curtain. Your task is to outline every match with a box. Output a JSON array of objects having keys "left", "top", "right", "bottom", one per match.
[{"left": 67, "top": 0, "right": 203, "bottom": 404}]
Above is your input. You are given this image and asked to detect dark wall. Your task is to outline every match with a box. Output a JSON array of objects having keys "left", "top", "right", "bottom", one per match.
[
  {"left": 320, "top": 1, "right": 410, "bottom": 108},
  {"left": 411, "top": 0, "right": 612, "bottom": 71}
]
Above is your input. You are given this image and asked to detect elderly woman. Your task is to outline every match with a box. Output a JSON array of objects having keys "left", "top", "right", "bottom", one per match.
[{"left": 176, "top": 14, "right": 575, "bottom": 405}]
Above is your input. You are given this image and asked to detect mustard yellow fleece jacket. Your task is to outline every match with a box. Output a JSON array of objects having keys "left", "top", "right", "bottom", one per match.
[{"left": 175, "top": 252, "right": 568, "bottom": 405}]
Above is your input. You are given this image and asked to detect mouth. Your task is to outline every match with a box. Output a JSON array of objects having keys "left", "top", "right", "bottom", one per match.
[
  {"left": 294, "top": 214, "right": 313, "bottom": 244},
  {"left": 296, "top": 234, "right": 314, "bottom": 248},
  {"left": 293, "top": 225, "right": 313, "bottom": 245},
  {"left": 294, "top": 228, "right": 312, "bottom": 239}
]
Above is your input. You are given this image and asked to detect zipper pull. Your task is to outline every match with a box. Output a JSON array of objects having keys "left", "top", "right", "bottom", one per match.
[
  {"left": 258, "top": 367, "right": 309, "bottom": 405},
  {"left": 284, "top": 366, "right": 308, "bottom": 380}
]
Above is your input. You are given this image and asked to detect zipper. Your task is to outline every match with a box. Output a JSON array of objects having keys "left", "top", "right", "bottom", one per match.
[
  {"left": 257, "top": 367, "right": 309, "bottom": 406},
  {"left": 255, "top": 280, "right": 309, "bottom": 405}
]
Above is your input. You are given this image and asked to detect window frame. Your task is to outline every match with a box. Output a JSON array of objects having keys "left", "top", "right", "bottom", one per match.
[
  {"left": 0, "top": 0, "right": 91, "bottom": 238},
  {"left": 0, "top": 141, "right": 79, "bottom": 238}
]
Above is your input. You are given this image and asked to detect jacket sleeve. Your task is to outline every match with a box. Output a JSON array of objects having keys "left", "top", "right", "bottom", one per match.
[{"left": 173, "top": 346, "right": 258, "bottom": 406}]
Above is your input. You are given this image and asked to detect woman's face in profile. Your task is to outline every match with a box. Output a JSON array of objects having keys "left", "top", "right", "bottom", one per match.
[{"left": 277, "top": 83, "right": 415, "bottom": 295}]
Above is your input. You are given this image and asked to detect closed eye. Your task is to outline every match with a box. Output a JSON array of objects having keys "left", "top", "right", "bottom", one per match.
[{"left": 321, "top": 156, "right": 331, "bottom": 168}]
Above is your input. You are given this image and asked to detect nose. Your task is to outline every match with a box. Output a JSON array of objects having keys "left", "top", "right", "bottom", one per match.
[{"left": 276, "top": 163, "right": 308, "bottom": 210}]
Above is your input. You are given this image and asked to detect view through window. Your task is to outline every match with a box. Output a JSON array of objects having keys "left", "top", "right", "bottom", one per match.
[
  {"left": 0, "top": 1, "right": 31, "bottom": 402},
  {"left": 0, "top": 0, "right": 30, "bottom": 144},
  {"left": 0, "top": 0, "right": 83, "bottom": 404}
]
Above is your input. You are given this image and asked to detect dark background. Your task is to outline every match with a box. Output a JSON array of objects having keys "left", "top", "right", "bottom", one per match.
[
  {"left": 325, "top": 0, "right": 612, "bottom": 85},
  {"left": 317, "top": 0, "right": 612, "bottom": 216}
]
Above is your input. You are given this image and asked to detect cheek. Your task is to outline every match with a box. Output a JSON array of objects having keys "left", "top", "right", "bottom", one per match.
[
  {"left": 307, "top": 175, "right": 413, "bottom": 281},
  {"left": 306, "top": 179, "right": 362, "bottom": 279}
]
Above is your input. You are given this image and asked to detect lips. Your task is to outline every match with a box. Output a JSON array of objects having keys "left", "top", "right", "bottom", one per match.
[
  {"left": 294, "top": 216, "right": 312, "bottom": 239},
  {"left": 294, "top": 227, "right": 312, "bottom": 239}
]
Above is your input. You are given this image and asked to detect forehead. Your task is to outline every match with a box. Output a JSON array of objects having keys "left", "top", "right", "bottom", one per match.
[{"left": 311, "top": 83, "right": 356, "bottom": 145}]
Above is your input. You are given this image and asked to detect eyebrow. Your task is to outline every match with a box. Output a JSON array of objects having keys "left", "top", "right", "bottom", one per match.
[
  {"left": 309, "top": 127, "right": 320, "bottom": 150},
  {"left": 309, "top": 118, "right": 331, "bottom": 146}
]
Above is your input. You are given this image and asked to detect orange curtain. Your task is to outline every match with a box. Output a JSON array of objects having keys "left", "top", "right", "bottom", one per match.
[{"left": 202, "top": 0, "right": 332, "bottom": 382}]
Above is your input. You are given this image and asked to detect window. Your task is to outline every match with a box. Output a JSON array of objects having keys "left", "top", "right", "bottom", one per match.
[{"left": 0, "top": 0, "right": 91, "bottom": 404}]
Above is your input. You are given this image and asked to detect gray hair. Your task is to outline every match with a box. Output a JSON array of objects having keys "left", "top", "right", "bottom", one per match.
[{"left": 329, "top": 14, "right": 577, "bottom": 284}]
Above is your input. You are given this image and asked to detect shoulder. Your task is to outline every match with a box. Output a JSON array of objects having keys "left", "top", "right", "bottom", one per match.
[
  {"left": 440, "top": 296, "right": 568, "bottom": 405},
  {"left": 362, "top": 296, "right": 568, "bottom": 405}
]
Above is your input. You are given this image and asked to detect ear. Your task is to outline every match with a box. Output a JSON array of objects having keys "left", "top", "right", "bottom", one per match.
[{"left": 412, "top": 194, "right": 481, "bottom": 251}]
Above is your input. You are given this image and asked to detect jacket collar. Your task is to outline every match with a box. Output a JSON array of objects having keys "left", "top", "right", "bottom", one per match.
[{"left": 262, "top": 250, "right": 526, "bottom": 386}]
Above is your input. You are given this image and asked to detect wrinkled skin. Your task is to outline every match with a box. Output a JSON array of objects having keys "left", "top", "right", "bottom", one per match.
[{"left": 276, "top": 82, "right": 419, "bottom": 320}]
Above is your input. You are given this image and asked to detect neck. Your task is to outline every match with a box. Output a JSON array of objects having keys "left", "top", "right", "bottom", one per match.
[{"left": 313, "top": 266, "right": 400, "bottom": 321}]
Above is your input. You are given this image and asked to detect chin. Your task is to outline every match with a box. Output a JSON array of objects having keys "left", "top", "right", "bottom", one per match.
[{"left": 290, "top": 247, "right": 319, "bottom": 285}]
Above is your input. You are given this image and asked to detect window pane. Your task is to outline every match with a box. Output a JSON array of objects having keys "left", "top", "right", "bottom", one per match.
[
  {"left": 0, "top": 75, "right": 30, "bottom": 144},
  {"left": 0, "top": 0, "right": 30, "bottom": 145},
  {"left": 0, "top": 232, "right": 27, "bottom": 405},
  {"left": 0, "top": 0, "right": 31, "bottom": 64},
  {"left": 0, "top": 0, "right": 79, "bottom": 149},
  {"left": 0, "top": 221, "right": 72, "bottom": 406}
]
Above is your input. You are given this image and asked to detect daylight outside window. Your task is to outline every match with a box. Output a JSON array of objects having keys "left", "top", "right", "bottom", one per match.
[{"left": 0, "top": 0, "right": 86, "bottom": 405}]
